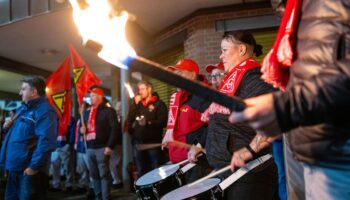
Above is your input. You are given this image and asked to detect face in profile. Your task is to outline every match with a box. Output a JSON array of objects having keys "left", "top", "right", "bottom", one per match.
[
  {"left": 19, "top": 83, "right": 36, "bottom": 103},
  {"left": 220, "top": 39, "right": 241, "bottom": 72}
]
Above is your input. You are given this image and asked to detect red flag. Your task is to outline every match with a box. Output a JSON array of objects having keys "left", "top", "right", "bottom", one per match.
[
  {"left": 70, "top": 45, "right": 102, "bottom": 105},
  {"left": 46, "top": 58, "right": 71, "bottom": 137}
]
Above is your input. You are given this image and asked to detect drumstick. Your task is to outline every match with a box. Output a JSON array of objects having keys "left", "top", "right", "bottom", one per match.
[
  {"left": 176, "top": 158, "right": 190, "bottom": 166},
  {"left": 188, "top": 165, "right": 231, "bottom": 187},
  {"left": 136, "top": 143, "right": 163, "bottom": 151},
  {"left": 135, "top": 141, "right": 188, "bottom": 151}
]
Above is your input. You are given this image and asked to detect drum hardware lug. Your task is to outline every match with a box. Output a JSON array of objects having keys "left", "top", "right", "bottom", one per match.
[
  {"left": 175, "top": 174, "right": 182, "bottom": 185},
  {"left": 152, "top": 186, "right": 160, "bottom": 200}
]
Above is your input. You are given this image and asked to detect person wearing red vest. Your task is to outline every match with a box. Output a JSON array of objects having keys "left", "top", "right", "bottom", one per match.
[{"left": 162, "top": 59, "right": 213, "bottom": 182}]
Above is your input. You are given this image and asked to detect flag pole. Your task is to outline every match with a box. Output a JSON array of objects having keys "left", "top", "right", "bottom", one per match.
[{"left": 78, "top": 102, "right": 88, "bottom": 152}]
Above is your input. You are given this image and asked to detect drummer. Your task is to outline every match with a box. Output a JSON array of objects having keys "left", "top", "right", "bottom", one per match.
[
  {"left": 162, "top": 59, "right": 212, "bottom": 182},
  {"left": 190, "top": 30, "right": 278, "bottom": 199}
]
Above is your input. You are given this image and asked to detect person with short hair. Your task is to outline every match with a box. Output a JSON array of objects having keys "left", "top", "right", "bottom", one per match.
[
  {"left": 128, "top": 81, "right": 168, "bottom": 176},
  {"left": 0, "top": 75, "right": 58, "bottom": 200}
]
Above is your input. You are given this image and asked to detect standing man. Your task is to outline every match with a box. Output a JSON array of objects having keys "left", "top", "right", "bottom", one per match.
[
  {"left": 128, "top": 81, "right": 168, "bottom": 177},
  {"left": 0, "top": 75, "right": 58, "bottom": 200},
  {"left": 80, "top": 86, "right": 120, "bottom": 200}
]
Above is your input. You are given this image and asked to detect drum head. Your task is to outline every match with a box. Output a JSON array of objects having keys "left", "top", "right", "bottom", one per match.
[
  {"left": 161, "top": 178, "right": 221, "bottom": 200},
  {"left": 136, "top": 164, "right": 180, "bottom": 186}
]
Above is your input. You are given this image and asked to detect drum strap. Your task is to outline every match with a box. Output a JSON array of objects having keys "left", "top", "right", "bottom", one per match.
[{"left": 218, "top": 154, "right": 272, "bottom": 190}]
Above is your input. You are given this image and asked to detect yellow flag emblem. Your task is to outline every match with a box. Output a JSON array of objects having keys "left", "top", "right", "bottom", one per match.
[
  {"left": 52, "top": 91, "right": 67, "bottom": 114},
  {"left": 73, "top": 67, "right": 85, "bottom": 83}
]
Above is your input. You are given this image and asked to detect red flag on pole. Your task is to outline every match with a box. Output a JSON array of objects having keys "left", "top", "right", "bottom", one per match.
[
  {"left": 46, "top": 58, "right": 72, "bottom": 137},
  {"left": 70, "top": 44, "right": 102, "bottom": 105}
]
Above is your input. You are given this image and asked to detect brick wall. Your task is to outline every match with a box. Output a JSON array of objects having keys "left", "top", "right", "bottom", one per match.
[{"left": 151, "top": 7, "right": 273, "bottom": 74}]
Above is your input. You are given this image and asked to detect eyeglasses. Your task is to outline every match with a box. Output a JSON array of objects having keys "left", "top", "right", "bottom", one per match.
[{"left": 209, "top": 72, "right": 226, "bottom": 79}]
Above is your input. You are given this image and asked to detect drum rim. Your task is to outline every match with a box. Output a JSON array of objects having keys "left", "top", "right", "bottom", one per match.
[
  {"left": 160, "top": 178, "right": 221, "bottom": 200},
  {"left": 135, "top": 164, "right": 180, "bottom": 186}
]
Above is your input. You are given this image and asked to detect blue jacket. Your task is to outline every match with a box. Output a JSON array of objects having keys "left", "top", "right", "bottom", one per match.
[{"left": 0, "top": 97, "right": 58, "bottom": 174}]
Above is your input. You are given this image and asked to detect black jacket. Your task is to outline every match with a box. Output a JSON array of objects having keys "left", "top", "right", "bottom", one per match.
[
  {"left": 206, "top": 68, "right": 275, "bottom": 169},
  {"left": 273, "top": 0, "right": 350, "bottom": 169},
  {"left": 83, "top": 105, "right": 121, "bottom": 149},
  {"left": 128, "top": 92, "right": 168, "bottom": 144}
]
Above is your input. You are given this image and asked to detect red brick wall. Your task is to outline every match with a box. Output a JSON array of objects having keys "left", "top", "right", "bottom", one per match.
[{"left": 152, "top": 7, "right": 273, "bottom": 74}]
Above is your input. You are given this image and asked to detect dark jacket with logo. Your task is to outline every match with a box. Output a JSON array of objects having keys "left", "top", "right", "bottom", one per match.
[
  {"left": 128, "top": 92, "right": 168, "bottom": 144},
  {"left": 273, "top": 0, "right": 350, "bottom": 169}
]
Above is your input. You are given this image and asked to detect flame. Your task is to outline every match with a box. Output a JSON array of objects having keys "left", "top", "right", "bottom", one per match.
[
  {"left": 69, "top": 0, "right": 137, "bottom": 69},
  {"left": 124, "top": 83, "right": 135, "bottom": 98}
]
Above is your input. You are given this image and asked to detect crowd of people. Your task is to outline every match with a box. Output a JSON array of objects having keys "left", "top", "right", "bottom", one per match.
[{"left": 0, "top": 0, "right": 349, "bottom": 199}]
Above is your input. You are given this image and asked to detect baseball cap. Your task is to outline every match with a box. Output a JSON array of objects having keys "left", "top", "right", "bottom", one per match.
[
  {"left": 90, "top": 87, "right": 105, "bottom": 96},
  {"left": 205, "top": 62, "right": 224, "bottom": 74},
  {"left": 167, "top": 59, "right": 199, "bottom": 74}
]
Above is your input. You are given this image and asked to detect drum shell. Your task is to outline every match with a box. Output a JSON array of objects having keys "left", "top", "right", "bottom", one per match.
[{"left": 135, "top": 171, "right": 185, "bottom": 199}]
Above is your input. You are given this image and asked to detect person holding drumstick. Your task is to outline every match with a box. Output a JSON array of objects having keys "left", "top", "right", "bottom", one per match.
[
  {"left": 191, "top": 30, "right": 278, "bottom": 199},
  {"left": 162, "top": 59, "right": 213, "bottom": 182}
]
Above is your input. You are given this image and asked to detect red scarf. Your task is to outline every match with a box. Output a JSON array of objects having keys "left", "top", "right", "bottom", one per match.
[
  {"left": 141, "top": 95, "right": 157, "bottom": 107},
  {"left": 166, "top": 91, "right": 190, "bottom": 131},
  {"left": 202, "top": 58, "right": 260, "bottom": 121},
  {"left": 86, "top": 106, "right": 97, "bottom": 141},
  {"left": 261, "top": 0, "right": 301, "bottom": 91}
]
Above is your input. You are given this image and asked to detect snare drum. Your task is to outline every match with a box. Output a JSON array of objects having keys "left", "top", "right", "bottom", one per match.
[
  {"left": 161, "top": 178, "right": 223, "bottom": 200},
  {"left": 135, "top": 164, "right": 185, "bottom": 199}
]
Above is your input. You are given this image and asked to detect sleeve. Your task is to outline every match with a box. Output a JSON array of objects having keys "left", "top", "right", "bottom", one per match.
[
  {"left": 147, "top": 101, "right": 168, "bottom": 128},
  {"left": 273, "top": 60, "right": 350, "bottom": 132},
  {"left": 127, "top": 99, "right": 138, "bottom": 134},
  {"left": 107, "top": 108, "right": 119, "bottom": 149},
  {"left": 29, "top": 109, "right": 58, "bottom": 170}
]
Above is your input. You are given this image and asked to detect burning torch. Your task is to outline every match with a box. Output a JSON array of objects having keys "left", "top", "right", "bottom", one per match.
[{"left": 69, "top": 0, "right": 245, "bottom": 111}]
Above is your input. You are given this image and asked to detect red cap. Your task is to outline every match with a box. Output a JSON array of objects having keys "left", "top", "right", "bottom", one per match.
[
  {"left": 167, "top": 59, "right": 199, "bottom": 74},
  {"left": 90, "top": 87, "right": 105, "bottom": 96},
  {"left": 205, "top": 62, "right": 224, "bottom": 74}
]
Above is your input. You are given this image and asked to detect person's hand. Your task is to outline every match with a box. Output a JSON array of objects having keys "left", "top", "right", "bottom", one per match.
[
  {"left": 134, "top": 95, "right": 142, "bottom": 104},
  {"left": 188, "top": 145, "right": 204, "bottom": 163},
  {"left": 228, "top": 93, "right": 281, "bottom": 136},
  {"left": 24, "top": 168, "right": 38, "bottom": 176},
  {"left": 230, "top": 147, "right": 252, "bottom": 172},
  {"left": 3, "top": 120, "right": 14, "bottom": 130},
  {"left": 162, "top": 129, "right": 174, "bottom": 150},
  {"left": 137, "top": 116, "right": 146, "bottom": 126},
  {"left": 104, "top": 147, "right": 113, "bottom": 156},
  {"left": 80, "top": 126, "right": 86, "bottom": 134}
]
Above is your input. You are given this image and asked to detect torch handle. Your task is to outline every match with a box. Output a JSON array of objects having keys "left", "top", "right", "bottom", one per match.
[{"left": 133, "top": 57, "right": 246, "bottom": 111}]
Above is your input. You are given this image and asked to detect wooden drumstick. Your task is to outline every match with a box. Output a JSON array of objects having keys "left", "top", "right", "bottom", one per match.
[
  {"left": 188, "top": 165, "right": 231, "bottom": 187},
  {"left": 136, "top": 143, "right": 163, "bottom": 151}
]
